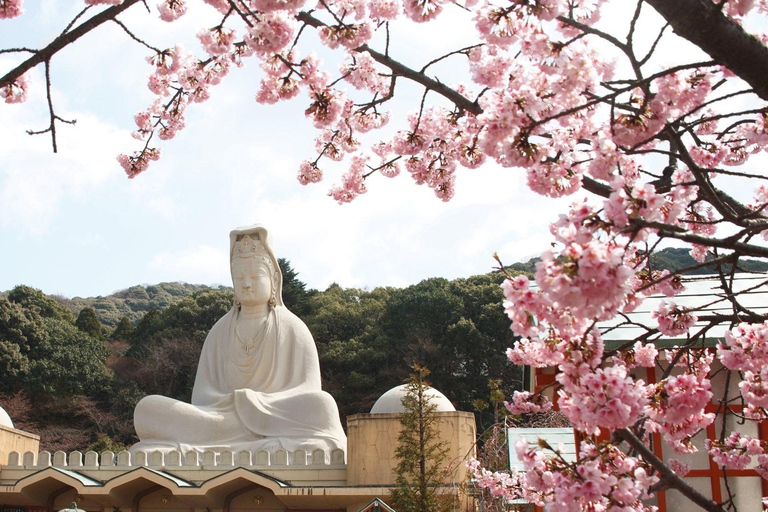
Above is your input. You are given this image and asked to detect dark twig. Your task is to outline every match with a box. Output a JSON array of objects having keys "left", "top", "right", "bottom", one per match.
[
  {"left": 25, "top": 60, "right": 76, "bottom": 153},
  {"left": 111, "top": 18, "right": 162, "bottom": 52},
  {"left": 419, "top": 44, "right": 483, "bottom": 73},
  {"left": 0, "top": 48, "right": 37, "bottom": 55},
  {"left": 60, "top": 6, "right": 91, "bottom": 37}
]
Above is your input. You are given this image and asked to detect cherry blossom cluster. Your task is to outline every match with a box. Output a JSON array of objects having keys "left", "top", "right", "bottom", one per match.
[
  {"left": 0, "top": 0, "right": 23, "bottom": 19},
  {"left": 466, "top": 459, "right": 531, "bottom": 503},
  {"left": 646, "top": 349, "right": 715, "bottom": 453},
  {"left": 118, "top": 43, "right": 233, "bottom": 177},
  {"left": 0, "top": 72, "right": 28, "bottom": 103},
  {"left": 505, "top": 390, "right": 552, "bottom": 415},
  {"left": 652, "top": 301, "right": 698, "bottom": 337},
  {"left": 514, "top": 437, "right": 658, "bottom": 511},
  {"left": 718, "top": 321, "right": 768, "bottom": 416},
  {"left": 707, "top": 432, "right": 768, "bottom": 471}
]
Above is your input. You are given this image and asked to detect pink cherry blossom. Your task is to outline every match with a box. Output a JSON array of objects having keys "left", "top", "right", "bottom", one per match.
[
  {"left": 245, "top": 13, "right": 296, "bottom": 58},
  {"left": 157, "top": 0, "right": 186, "bottom": 21},
  {"left": 250, "top": 0, "right": 307, "bottom": 13},
  {"left": 117, "top": 147, "right": 161, "bottom": 179},
  {"left": 1, "top": 71, "right": 29, "bottom": 103},
  {"left": 297, "top": 160, "right": 323, "bottom": 185},
  {"left": 197, "top": 27, "right": 238, "bottom": 56},
  {"left": 557, "top": 365, "right": 648, "bottom": 434},
  {"left": 369, "top": 0, "right": 400, "bottom": 20},
  {"left": 0, "top": 0, "right": 23, "bottom": 18},
  {"left": 329, "top": 155, "right": 368, "bottom": 203},
  {"left": 319, "top": 21, "right": 373, "bottom": 50},
  {"left": 505, "top": 390, "right": 553, "bottom": 415},
  {"left": 652, "top": 301, "right": 697, "bottom": 337}
]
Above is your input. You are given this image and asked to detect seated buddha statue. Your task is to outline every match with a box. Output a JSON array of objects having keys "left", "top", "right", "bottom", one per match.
[{"left": 130, "top": 225, "right": 347, "bottom": 460}]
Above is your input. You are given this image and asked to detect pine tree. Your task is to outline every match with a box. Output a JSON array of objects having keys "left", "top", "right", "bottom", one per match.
[
  {"left": 390, "top": 365, "right": 453, "bottom": 512},
  {"left": 75, "top": 307, "right": 104, "bottom": 340},
  {"left": 111, "top": 316, "right": 135, "bottom": 341}
]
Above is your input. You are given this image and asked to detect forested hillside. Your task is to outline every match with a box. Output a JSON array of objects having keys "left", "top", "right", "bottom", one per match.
[{"left": 0, "top": 260, "right": 520, "bottom": 452}]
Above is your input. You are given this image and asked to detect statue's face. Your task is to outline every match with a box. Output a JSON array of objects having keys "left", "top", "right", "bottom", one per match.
[{"left": 232, "top": 257, "right": 272, "bottom": 307}]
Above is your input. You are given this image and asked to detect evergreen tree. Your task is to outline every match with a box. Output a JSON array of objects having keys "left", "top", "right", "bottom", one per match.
[
  {"left": 111, "top": 316, "right": 135, "bottom": 340},
  {"left": 278, "top": 258, "right": 314, "bottom": 318},
  {"left": 75, "top": 307, "right": 104, "bottom": 340},
  {"left": 390, "top": 365, "right": 453, "bottom": 512}
]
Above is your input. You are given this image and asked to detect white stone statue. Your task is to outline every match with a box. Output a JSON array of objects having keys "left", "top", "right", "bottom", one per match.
[{"left": 131, "top": 225, "right": 347, "bottom": 460}]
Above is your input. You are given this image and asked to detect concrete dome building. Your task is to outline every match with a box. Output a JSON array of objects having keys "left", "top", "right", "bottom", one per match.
[
  {"left": 347, "top": 384, "right": 475, "bottom": 489},
  {"left": 0, "top": 406, "right": 13, "bottom": 429},
  {"left": 370, "top": 384, "right": 456, "bottom": 414}
]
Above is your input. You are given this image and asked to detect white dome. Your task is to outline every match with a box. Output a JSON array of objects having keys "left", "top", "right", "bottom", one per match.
[
  {"left": 0, "top": 406, "right": 13, "bottom": 429},
  {"left": 370, "top": 384, "right": 456, "bottom": 414}
]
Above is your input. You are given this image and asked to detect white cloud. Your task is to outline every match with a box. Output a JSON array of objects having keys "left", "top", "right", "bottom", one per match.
[{"left": 0, "top": 109, "right": 123, "bottom": 233}]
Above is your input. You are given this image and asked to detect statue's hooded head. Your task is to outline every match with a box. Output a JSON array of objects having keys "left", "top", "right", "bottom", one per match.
[{"left": 229, "top": 225, "right": 284, "bottom": 309}]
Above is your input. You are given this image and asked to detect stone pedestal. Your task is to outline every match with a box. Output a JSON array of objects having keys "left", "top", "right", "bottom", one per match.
[{"left": 346, "top": 411, "right": 476, "bottom": 487}]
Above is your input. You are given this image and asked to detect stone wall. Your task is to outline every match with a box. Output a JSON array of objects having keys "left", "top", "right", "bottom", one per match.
[
  {"left": 346, "top": 411, "right": 476, "bottom": 487},
  {"left": 0, "top": 425, "right": 39, "bottom": 466}
]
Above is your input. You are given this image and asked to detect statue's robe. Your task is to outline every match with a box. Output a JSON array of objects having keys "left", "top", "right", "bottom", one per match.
[{"left": 131, "top": 306, "right": 346, "bottom": 459}]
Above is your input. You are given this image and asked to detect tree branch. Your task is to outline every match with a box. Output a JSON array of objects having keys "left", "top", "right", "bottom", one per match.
[
  {"left": 615, "top": 428, "right": 727, "bottom": 512},
  {"left": 644, "top": 0, "right": 768, "bottom": 101},
  {"left": 25, "top": 60, "right": 76, "bottom": 153},
  {"left": 295, "top": 10, "right": 483, "bottom": 115},
  {"left": 0, "top": 0, "right": 143, "bottom": 89}
]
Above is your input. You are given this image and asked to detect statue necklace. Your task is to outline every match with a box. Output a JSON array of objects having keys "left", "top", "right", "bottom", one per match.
[{"left": 235, "top": 314, "right": 269, "bottom": 356}]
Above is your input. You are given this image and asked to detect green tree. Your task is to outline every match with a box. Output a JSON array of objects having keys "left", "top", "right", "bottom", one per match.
[
  {"left": 390, "top": 365, "right": 453, "bottom": 512},
  {"left": 7, "top": 285, "right": 75, "bottom": 323},
  {"left": 126, "top": 309, "right": 163, "bottom": 358},
  {"left": 111, "top": 316, "right": 135, "bottom": 340},
  {"left": 86, "top": 433, "right": 128, "bottom": 454},
  {"left": 0, "top": 340, "right": 30, "bottom": 389},
  {"left": 311, "top": 285, "right": 395, "bottom": 416},
  {"left": 370, "top": 276, "right": 521, "bottom": 427},
  {"left": 0, "top": 297, "right": 45, "bottom": 392},
  {"left": 26, "top": 319, "right": 112, "bottom": 397},
  {"left": 279, "top": 258, "right": 315, "bottom": 318},
  {"left": 0, "top": 296, "right": 47, "bottom": 356},
  {"left": 76, "top": 307, "right": 105, "bottom": 340}
]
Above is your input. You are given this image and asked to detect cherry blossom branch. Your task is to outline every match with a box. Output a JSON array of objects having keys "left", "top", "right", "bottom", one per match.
[
  {"left": 295, "top": 11, "right": 483, "bottom": 115},
  {"left": 671, "top": 136, "right": 763, "bottom": 224},
  {"left": 652, "top": 228, "right": 768, "bottom": 258},
  {"left": 419, "top": 44, "right": 482, "bottom": 73},
  {"left": 59, "top": 6, "right": 92, "bottom": 37},
  {"left": 615, "top": 428, "right": 727, "bottom": 512},
  {"left": 228, "top": 1, "right": 256, "bottom": 27},
  {"left": 0, "top": 0, "right": 143, "bottom": 89},
  {"left": 626, "top": 0, "right": 643, "bottom": 50},
  {"left": 111, "top": 18, "right": 162, "bottom": 53},
  {"left": 638, "top": 23, "right": 669, "bottom": 66}
]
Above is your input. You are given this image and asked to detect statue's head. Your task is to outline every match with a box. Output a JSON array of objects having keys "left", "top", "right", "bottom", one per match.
[{"left": 229, "top": 226, "right": 283, "bottom": 309}]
